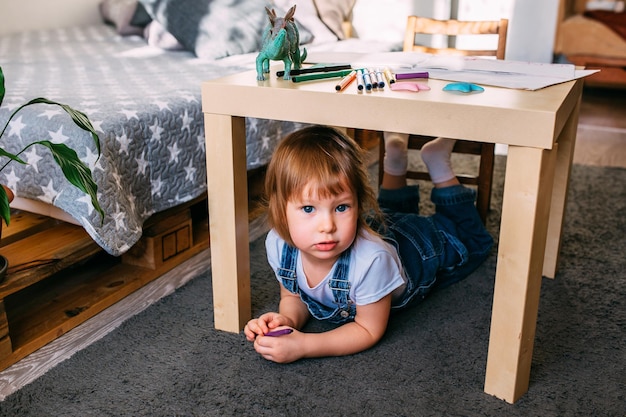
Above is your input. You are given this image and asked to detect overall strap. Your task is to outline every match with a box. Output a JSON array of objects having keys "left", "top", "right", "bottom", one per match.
[
  {"left": 328, "top": 249, "right": 352, "bottom": 307},
  {"left": 277, "top": 243, "right": 299, "bottom": 293}
]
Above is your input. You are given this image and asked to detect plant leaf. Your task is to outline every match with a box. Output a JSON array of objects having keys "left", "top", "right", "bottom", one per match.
[
  {"left": 0, "top": 186, "right": 10, "bottom": 226},
  {"left": 34, "top": 140, "right": 105, "bottom": 222},
  {"left": 0, "top": 67, "right": 4, "bottom": 108},
  {"left": 0, "top": 147, "right": 26, "bottom": 165},
  {"left": 26, "top": 98, "right": 100, "bottom": 155}
]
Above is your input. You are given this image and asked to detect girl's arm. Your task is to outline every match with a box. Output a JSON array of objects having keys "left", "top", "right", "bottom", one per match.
[
  {"left": 244, "top": 285, "right": 310, "bottom": 339},
  {"left": 253, "top": 294, "right": 392, "bottom": 363}
]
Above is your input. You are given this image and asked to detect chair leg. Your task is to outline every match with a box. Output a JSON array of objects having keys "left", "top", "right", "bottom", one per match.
[
  {"left": 378, "top": 133, "right": 385, "bottom": 186},
  {"left": 476, "top": 142, "right": 495, "bottom": 223}
]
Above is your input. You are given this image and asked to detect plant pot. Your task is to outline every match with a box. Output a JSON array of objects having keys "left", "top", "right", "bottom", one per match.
[
  {"left": 0, "top": 184, "right": 14, "bottom": 283},
  {"left": 0, "top": 254, "right": 7, "bottom": 283}
]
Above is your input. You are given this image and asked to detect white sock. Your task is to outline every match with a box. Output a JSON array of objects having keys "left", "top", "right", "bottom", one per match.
[
  {"left": 383, "top": 132, "right": 409, "bottom": 176},
  {"left": 420, "top": 137, "right": 457, "bottom": 184}
]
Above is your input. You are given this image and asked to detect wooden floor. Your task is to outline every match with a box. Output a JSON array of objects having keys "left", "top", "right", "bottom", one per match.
[
  {"left": 573, "top": 87, "right": 626, "bottom": 168},
  {"left": 1, "top": 84, "right": 625, "bottom": 401}
]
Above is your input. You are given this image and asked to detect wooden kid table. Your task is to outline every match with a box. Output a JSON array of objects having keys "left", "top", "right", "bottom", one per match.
[{"left": 201, "top": 68, "right": 583, "bottom": 403}]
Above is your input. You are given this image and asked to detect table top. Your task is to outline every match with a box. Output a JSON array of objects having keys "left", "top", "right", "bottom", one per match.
[{"left": 202, "top": 67, "right": 583, "bottom": 149}]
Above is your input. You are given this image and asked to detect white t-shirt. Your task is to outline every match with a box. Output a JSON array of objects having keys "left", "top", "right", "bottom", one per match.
[{"left": 266, "top": 229, "right": 407, "bottom": 308}]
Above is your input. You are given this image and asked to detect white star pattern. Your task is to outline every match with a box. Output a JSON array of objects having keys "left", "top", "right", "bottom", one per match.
[
  {"left": 77, "top": 194, "right": 94, "bottom": 216},
  {"left": 4, "top": 169, "right": 20, "bottom": 191},
  {"left": 154, "top": 100, "right": 170, "bottom": 111},
  {"left": 121, "top": 109, "right": 138, "bottom": 120},
  {"left": 8, "top": 115, "right": 26, "bottom": 138},
  {"left": 151, "top": 177, "right": 163, "bottom": 197},
  {"left": 83, "top": 147, "right": 101, "bottom": 171},
  {"left": 168, "top": 142, "right": 181, "bottom": 163},
  {"left": 180, "top": 93, "right": 197, "bottom": 102},
  {"left": 184, "top": 160, "right": 196, "bottom": 181},
  {"left": 117, "top": 132, "right": 130, "bottom": 154},
  {"left": 91, "top": 119, "right": 104, "bottom": 133},
  {"left": 149, "top": 122, "right": 163, "bottom": 141},
  {"left": 38, "top": 109, "right": 62, "bottom": 120},
  {"left": 48, "top": 126, "right": 70, "bottom": 143},
  {"left": 112, "top": 202, "right": 128, "bottom": 231},
  {"left": 261, "top": 134, "right": 271, "bottom": 150},
  {"left": 39, "top": 179, "right": 58, "bottom": 204},
  {"left": 180, "top": 110, "right": 192, "bottom": 132},
  {"left": 135, "top": 151, "right": 149, "bottom": 176},
  {"left": 24, "top": 147, "right": 43, "bottom": 173},
  {"left": 196, "top": 134, "right": 205, "bottom": 151}
]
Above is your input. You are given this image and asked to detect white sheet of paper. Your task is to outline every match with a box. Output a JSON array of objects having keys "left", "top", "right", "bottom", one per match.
[{"left": 305, "top": 51, "right": 598, "bottom": 90}]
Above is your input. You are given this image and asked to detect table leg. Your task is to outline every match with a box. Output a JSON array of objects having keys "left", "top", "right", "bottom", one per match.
[
  {"left": 204, "top": 114, "right": 251, "bottom": 332},
  {"left": 543, "top": 96, "right": 581, "bottom": 278},
  {"left": 483, "top": 144, "right": 558, "bottom": 403}
]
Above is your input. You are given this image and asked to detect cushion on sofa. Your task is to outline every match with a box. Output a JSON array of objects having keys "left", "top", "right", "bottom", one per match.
[
  {"left": 138, "top": 0, "right": 313, "bottom": 60},
  {"left": 312, "top": 0, "right": 356, "bottom": 40},
  {"left": 271, "top": 0, "right": 339, "bottom": 44},
  {"left": 100, "top": 0, "right": 152, "bottom": 36}
]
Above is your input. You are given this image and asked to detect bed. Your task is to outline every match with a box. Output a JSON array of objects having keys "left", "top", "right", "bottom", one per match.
[
  {"left": 555, "top": 0, "right": 626, "bottom": 88},
  {"left": 0, "top": 0, "right": 400, "bottom": 256}
]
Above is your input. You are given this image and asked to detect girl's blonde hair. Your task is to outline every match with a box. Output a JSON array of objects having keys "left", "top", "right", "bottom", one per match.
[{"left": 265, "top": 125, "right": 381, "bottom": 246}]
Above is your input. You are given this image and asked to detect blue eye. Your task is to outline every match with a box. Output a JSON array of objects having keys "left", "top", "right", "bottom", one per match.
[
  {"left": 336, "top": 204, "right": 349, "bottom": 213},
  {"left": 302, "top": 206, "right": 314, "bottom": 213}
]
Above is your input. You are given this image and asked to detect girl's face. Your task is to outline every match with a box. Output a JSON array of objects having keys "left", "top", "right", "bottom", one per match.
[{"left": 286, "top": 181, "right": 358, "bottom": 268}]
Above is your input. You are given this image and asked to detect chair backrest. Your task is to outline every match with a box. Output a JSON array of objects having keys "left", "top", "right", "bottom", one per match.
[{"left": 403, "top": 16, "right": 508, "bottom": 59}]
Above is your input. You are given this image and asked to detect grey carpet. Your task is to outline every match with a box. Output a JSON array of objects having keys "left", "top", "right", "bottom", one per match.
[{"left": 1, "top": 157, "right": 624, "bottom": 416}]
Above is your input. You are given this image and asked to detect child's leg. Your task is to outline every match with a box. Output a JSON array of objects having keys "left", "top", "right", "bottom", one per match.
[
  {"left": 420, "top": 137, "right": 459, "bottom": 187},
  {"left": 431, "top": 185, "right": 494, "bottom": 287},
  {"left": 381, "top": 131, "right": 409, "bottom": 190}
]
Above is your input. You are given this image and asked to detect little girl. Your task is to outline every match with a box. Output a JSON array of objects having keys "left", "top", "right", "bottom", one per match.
[{"left": 244, "top": 126, "right": 493, "bottom": 363}]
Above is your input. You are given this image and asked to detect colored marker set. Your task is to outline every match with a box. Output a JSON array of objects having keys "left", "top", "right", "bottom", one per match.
[
  {"left": 276, "top": 64, "right": 435, "bottom": 93},
  {"left": 345, "top": 68, "right": 430, "bottom": 93}
]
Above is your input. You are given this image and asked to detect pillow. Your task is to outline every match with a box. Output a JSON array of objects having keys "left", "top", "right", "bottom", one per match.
[
  {"left": 138, "top": 0, "right": 313, "bottom": 60},
  {"left": 100, "top": 0, "right": 152, "bottom": 36},
  {"left": 312, "top": 0, "right": 356, "bottom": 40},
  {"left": 144, "top": 21, "right": 185, "bottom": 50},
  {"left": 271, "top": 0, "right": 338, "bottom": 44}
]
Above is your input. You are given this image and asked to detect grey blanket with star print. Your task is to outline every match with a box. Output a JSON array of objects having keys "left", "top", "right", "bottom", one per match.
[{"left": 0, "top": 25, "right": 309, "bottom": 256}]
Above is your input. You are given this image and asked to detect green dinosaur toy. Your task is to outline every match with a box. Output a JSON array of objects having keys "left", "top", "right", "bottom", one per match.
[{"left": 256, "top": 5, "right": 307, "bottom": 81}]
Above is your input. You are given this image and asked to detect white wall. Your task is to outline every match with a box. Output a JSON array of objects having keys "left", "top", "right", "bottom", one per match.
[
  {"left": 353, "top": 0, "right": 560, "bottom": 63},
  {"left": 507, "top": 0, "right": 560, "bottom": 63},
  {"left": 0, "top": 0, "right": 101, "bottom": 35}
]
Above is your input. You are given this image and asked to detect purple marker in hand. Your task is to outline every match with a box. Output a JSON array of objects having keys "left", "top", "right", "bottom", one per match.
[{"left": 265, "top": 328, "right": 293, "bottom": 337}]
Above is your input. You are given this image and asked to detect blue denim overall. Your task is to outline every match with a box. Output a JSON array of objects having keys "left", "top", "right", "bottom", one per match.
[
  {"left": 372, "top": 184, "right": 494, "bottom": 311},
  {"left": 277, "top": 243, "right": 356, "bottom": 325}
]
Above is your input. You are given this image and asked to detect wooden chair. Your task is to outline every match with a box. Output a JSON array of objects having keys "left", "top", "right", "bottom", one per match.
[{"left": 378, "top": 16, "right": 509, "bottom": 223}]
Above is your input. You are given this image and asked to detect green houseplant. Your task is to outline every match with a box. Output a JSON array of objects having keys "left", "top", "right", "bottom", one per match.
[{"left": 0, "top": 66, "right": 104, "bottom": 279}]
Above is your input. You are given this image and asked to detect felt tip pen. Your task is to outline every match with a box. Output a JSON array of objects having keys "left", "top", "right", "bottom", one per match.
[
  {"left": 276, "top": 64, "right": 351, "bottom": 77},
  {"left": 356, "top": 69, "right": 365, "bottom": 91},
  {"left": 395, "top": 71, "right": 429, "bottom": 80},
  {"left": 375, "top": 68, "right": 385, "bottom": 88},
  {"left": 265, "top": 328, "right": 293, "bottom": 337},
  {"left": 384, "top": 68, "right": 395, "bottom": 84},
  {"left": 291, "top": 69, "right": 354, "bottom": 83},
  {"left": 362, "top": 70, "right": 373, "bottom": 91},
  {"left": 335, "top": 70, "right": 357, "bottom": 91},
  {"left": 367, "top": 68, "right": 378, "bottom": 88}
]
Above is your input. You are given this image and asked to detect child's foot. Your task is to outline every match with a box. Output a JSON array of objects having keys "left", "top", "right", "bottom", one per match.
[
  {"left": 420, "top": 137, "right": 457, "bottom": 184},
  {"left": 383, "top": 132, "right": 409, "bottom": 176}
]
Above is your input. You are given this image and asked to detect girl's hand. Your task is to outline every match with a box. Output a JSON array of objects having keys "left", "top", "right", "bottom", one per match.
[
  {"left": 244, "top": 312, "right": 292, "bottom": 341},
  {"left": 253, "top": 328, "right": 303, "bottom": 363}
]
